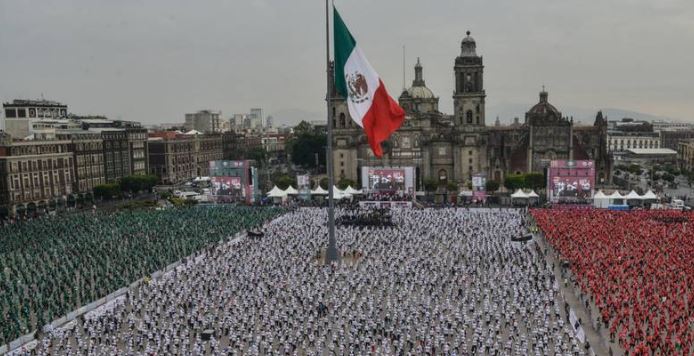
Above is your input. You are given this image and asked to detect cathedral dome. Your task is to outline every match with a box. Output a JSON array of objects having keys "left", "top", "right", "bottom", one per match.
[
  {"left": 406, "top": 58, "right": 436, "bottom": 99},
  {"left": 527, "top": 90, "right": 561, "bottom": 118},
  {"left": 461, "top": 31, "right": 477, "bottom": 57},
  {"left": 407, "top": 86, "right": 435, "bottom": 99}
]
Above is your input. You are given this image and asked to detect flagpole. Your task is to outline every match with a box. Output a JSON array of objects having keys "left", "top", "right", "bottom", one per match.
[{"left": 325, "top": 0, "right": 340, "bottom": 264}]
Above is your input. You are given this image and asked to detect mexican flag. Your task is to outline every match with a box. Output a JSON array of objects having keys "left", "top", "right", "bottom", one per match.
[{"left": 333, "top": 7, "right": 405, "bottom": 158}]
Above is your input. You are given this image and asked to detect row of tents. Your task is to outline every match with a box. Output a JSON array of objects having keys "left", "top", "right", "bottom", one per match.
[
  {"left": 593, "top": 189, "right": 658, "bottom": 208},
  {"left": 266, "top": 185, "right": 363, "bottom": 200},
  {"left": 509, "top": 189, "right": 541, "bottom": 200}
]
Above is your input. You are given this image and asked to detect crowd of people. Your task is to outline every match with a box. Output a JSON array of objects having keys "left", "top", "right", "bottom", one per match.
[
  {"left": 19, "top": 208, "right": 587, "bottom": 355},
  {"left": 0, "top": 206, "right": 284, "bottom": 345},
  {"left": 532, "top": 208, "right": 693, "bottom": 355}
]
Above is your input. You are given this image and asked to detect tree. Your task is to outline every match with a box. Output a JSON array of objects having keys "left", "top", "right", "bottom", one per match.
[
  {"left": 287, "top": 129, "right": 326, "bottom": 168},
  {"left": 94, "top": 184, "right": 121, "bottom": 200},
  {"left": 485, "top": 180, "right": 500, "bottom": 193},
  {"left": 423, "top": 178, "right": 438, "bottom": 192},
  {"left": 247, "top": 147, "right": 268, "bottom": 167},
  {"left": 446, "top": 182, "right": 459, "bottom": 192},
  {"left": 273, "top": 175, "right": 296, "bottom": 190},
  {"left": 504, "top": 174, "right": 525, "bottom": 191},
  {"left": 293, "top": 120, "right": 315, "bottom": 136},
  {"left": 337, "top": 178, "right": 356, "bottom": 190},
  {"left": 319, "top": 177, "right": 329, "bottom": 189},
  {"left": 524, "top": 173, "right": 546, "bottom": 190},
  {"left": 119, "top": 175, "right": 158, "bottom": 193},
  {"left": 627, "top": 164, "right": 642, "bottom": 175}
]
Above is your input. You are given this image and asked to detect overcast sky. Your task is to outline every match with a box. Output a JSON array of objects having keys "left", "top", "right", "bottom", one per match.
[{"left": 1, "top": 0, "right": 693, "bottom": 125}]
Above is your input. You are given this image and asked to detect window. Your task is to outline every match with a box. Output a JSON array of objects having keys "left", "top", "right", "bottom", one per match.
[
  {"left": 17, "top": 109, "right": 27, "bottom": 118},
  {"left": 466, "top": 111, "right": 473, "bottom": 124},
  {"left": 339, "top": 113, "right": 346, "bottom": 128},
  {"left": 5, "top": 109, "right": 17, "bottom": 118}
]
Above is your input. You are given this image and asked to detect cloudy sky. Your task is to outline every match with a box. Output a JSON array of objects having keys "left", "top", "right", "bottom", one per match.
[{"left": 1, "top": 0, "right": 693, "bottom": 126}]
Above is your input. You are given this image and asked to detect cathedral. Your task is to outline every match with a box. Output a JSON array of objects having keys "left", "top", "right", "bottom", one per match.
[{"left": 330, "top": 31, "right": 611, "bottom": 189}]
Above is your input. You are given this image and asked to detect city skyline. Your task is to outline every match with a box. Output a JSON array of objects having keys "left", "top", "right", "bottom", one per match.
[{"left": 1, "top": 0, "right": 693, "bottom": 125}]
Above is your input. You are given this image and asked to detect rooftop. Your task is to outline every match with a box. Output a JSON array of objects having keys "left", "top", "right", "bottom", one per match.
[
  {"left": 3, "top": 99, "right": 67, "bottom": 107},
  {"left": 626, "top": 148, "right": 677, "bottom": 155}
]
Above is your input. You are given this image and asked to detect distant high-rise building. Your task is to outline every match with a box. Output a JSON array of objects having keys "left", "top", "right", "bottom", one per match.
[
  {"left": 250, "top": 108, "right": 263, "bottom": 129},
  {"left": 266, "top": 115, "right": 274, "bottom": 129},
  {"left": 184, "top": 110, "right": 222, "bottom": 133}
]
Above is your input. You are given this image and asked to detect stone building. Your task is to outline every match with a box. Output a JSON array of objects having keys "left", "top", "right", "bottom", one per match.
[
  {"left": 194, "top": 134, "right": 223, "bottom": 177},
  {"left": 94, "top": 129, "right": 131, "bottom": 183},
  {"left": 607, "top": 118, "right": 660, "bottom": 152},
  {"left": 331, "top": 32, "right": 611, "bottom": 188},
  {"left": 0, "top": 137, "right": 74, "bottom": 217},
  {"left": 148, "top": 132, "right": 196, "bottom": 185},
  {"left": 2, "top": 99, "right": 69, "bottom": 139},
  {"left": 678, "top": 140, "right": 694, "bottom": 172},
  {"left": 125, "top": 127, "right": 149, "bottom": 176},
  {"left": 55, "top": 131, "right": 105, "bottom": 194},
  {"left": 660, "top": 129, "right": 694, "bottom": 151}
]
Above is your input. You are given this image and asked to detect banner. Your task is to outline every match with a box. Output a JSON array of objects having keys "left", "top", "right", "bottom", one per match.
[
  {"left": 472, "top": 173, "right": 487, "bottom": 203},
  {"left": 297, "top": 174, "right": 311, "bottom": 201}
]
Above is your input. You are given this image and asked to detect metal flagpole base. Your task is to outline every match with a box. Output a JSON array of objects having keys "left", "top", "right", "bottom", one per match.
[{"left": 324, "top": 244, "right": 341, "bottom": 264}]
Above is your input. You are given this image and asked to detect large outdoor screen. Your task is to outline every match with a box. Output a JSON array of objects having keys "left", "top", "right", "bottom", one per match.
[
  {"left": 547, "top": 160, "right": 595, "bottom": 201},
  {"left": 211, "top": 176, "right": 242, "bottom": 197},
  {"left": 367, "top": 168, "right": 406, "bottom": 192}
]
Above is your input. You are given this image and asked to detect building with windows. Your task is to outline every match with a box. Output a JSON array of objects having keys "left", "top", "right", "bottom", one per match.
[
  {"left": 95, "top": 129, "right": 131, "bottom": 183},
  {"left": 330, "top": 32, "right": 611, "bottom": 189},
  {"left": 184, "top": 110, "right": 221, "bottom": 133},
  {"left": 660, "top": 129, "right": 694, "bottom": 151},
  {"left": 55, "top": 131, "right": 105, "bottom": 194},
  {"left": 0, "top": 137, "right": 74, "bottom": 217},
  {"left": 2, "top": 99, "right": 69, "bottom": 139},
  {"left": 678, "top": 140, "right": 694, "bottom": 172},
  {"left": 3, "top": 99, "right": 67, "bottom": 120},
  {"left": 125, "top": 128, "right": 148, "bottom": 176},
  {"left": 606, "top": 119, "right": 660, "bottom": 153},
  {"left": 194, "top": 134, "right": 223, "bottom": 177},
  {"left": 148, "top": 132, "right": 196, "bottom": 185}
]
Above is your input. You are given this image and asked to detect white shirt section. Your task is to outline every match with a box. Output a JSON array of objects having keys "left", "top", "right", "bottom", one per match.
[{"left": 343, "top": 46, "right": 380, "bottom": 128}]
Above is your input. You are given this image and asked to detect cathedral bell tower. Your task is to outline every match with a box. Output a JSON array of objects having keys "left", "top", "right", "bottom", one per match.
[{"left": 453, "top": 31, "right": 486, "bottom": 128}]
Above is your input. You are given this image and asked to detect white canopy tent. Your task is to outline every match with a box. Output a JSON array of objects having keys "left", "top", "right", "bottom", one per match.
[
  {"left": 284, "top": 186, "right": 299, "bottom": 195},
  {"left": 593, "top": 190, "right": 610, "bottom": 208},
  {"left": 527, "top": 190, "right": 540, "bottom": 199},
  {"left": 625, "top": 190, "right": 642, "bottom": 200},
  {"left": 608, "top": 191, "right": 626, "bottom": 206},
  {"left": 331, "top": 187, "right": 347, "bottom": 200},
  {"left": 344, "top": 186, "right": 362, "bottom": 195},
  {"left": 642, "top": 190, "right": 658, "bottom": 201},
  {"left": 311, "top": 186, "right": 328, "bottom": 195},
  {"left": 625, "top": 190, "right": 643, "bottom": 207},
  {"left": 266, "top": 186, "right": 287, "bottom": 198},
  {"left": 511, "top": 189, "right": 529, "bottom": 199}
]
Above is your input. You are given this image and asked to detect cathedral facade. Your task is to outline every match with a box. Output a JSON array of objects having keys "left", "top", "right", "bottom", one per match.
[{"left": 330, "top": 32, "right": 611, "bottom": 189}]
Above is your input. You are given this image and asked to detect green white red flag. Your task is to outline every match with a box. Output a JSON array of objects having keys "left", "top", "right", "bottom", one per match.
[{"left": 333, "top": 7, "right": 405, "bottom": 158}]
